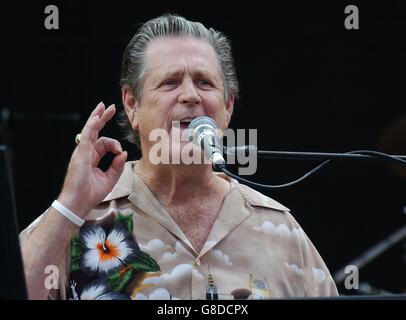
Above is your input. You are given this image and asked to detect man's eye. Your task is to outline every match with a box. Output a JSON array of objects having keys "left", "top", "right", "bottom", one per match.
[
  {"left": 196, "top": 79, "right": 211, "bottom": 86},
  {"left": 161, "top": 79, "right": 178, "bottom": 86}
]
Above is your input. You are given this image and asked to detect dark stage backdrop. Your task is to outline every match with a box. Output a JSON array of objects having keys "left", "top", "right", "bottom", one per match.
[{"left": 1, "top": 0, "right": 405, "bottom": 294}]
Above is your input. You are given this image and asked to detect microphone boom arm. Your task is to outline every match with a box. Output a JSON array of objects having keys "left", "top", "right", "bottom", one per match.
[{"left": 225, "top": 146, "right": 406, "bottom": 162}]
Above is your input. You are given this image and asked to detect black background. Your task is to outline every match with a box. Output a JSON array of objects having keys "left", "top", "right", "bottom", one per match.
[{"left": 1, "top": 0, "right": 405, "bottom": 295}]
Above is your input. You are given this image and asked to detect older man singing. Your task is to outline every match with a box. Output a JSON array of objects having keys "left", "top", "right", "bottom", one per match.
[{"left": 20, "top": 14, "right": 338, "bottom": 300}]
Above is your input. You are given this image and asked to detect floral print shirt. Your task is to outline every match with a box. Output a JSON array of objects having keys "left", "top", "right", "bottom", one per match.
[{"left": 20, "top": 161, "right": 338, "bottom": 300}]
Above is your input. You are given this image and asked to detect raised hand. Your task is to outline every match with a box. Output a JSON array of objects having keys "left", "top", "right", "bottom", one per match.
[{"left": 58, "top": 102, "right": 128, "bottom": 217}]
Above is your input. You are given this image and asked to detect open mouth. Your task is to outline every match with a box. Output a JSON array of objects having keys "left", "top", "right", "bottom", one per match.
[{"left": 178, "top": 118, "right": 194, "bottom": 129}]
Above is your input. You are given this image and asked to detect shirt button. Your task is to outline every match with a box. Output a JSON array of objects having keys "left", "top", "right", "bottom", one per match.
[{"left": 194, "top": 258, "right": 201, "bottom": 266}]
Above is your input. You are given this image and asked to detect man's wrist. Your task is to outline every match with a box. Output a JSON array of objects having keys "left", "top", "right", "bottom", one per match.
[
  {"left": 56, "top": 194, "right": 89, "bottom": 219},
  {"left": 51, "top": 200, "right": 85, "bottom": 227}
]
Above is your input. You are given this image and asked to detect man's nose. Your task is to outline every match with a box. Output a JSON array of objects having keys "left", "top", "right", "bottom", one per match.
[{"left": 178, "top": 79, "right": 201, "bottom": 105}]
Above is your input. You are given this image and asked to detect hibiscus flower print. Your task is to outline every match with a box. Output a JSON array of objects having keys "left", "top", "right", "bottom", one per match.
[
  {"left": 69, "top": 211, "right": 161, "bottom": 300},
  {"left": 70, "top": 279, "right": 131, "bottom": 300},
  {"left": 79, "top": 222, "right": 140, "bottom": 277}
]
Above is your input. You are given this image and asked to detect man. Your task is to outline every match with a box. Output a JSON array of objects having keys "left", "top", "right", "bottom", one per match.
[{"left": 20, "top": 14, "right": 338, "bottom": 300}]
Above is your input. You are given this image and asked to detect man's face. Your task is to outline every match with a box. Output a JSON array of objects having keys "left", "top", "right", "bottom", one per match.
[{"left": 134, "top": 36, "right": 234, "bottom": 163}]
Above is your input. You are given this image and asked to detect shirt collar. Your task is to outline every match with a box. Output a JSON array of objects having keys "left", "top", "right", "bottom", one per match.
[
  {"left": 102, "top": 161, "right": 135, "bottom": 202},
  {"left": 102, "top": 161, "right": 290, "bottom": 213},
  {"left": 102, "top": 161, "right": 289, "bottom": 257}
]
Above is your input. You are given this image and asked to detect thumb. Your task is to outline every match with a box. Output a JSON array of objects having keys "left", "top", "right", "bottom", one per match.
[{"left": 106, "top": 151, "right": 128, "bottom": 184}]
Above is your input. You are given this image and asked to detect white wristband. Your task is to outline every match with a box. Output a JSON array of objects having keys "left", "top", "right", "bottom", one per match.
[{"left": 51, "top": 200, "right": 85, "bottom": 227}]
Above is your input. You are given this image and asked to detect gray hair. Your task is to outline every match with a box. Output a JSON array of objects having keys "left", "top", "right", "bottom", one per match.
[{"left": 119, "top": 14, "right": 239, "bottom": 145}]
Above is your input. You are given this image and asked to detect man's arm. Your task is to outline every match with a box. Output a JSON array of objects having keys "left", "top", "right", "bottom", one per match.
[
  {"left": 21, "top": 207, "right": 79, "bottom": 299},
  {"left": 20, "top": 102, "right": 127, "bottom": 299}
]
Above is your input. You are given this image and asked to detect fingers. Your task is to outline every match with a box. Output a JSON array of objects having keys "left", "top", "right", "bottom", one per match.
[
  {"left": 94, "top": 104, "right": 116, "bottom": 133},
  {"left": 93, "top": 137, "right": 123, "bottom": 165},
  {"left": 106, "top": 151, "right": 128, "bottom": 184},
  {"left": 89, "top": 101, "right": 106, "bottom": 121},
  {"left": 93, "top": 136, "right": 127, "bottom": 185},
  {"left": 80, "top": 102, "right": 116, "bottom": 143},
  {"left": 83, "top": 102, "right": 105, "bottom": 132},
  {"left": 80, "top": 115, "right": 99, "bottom": 143}
]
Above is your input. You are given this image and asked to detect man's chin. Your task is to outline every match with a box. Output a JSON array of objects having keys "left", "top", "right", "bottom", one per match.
[
  {"left": 165, "top": 145, "right": 208, "bottom": 166},
  {"left": 169, "top": 126, "right": 192, "bottom": 142}
]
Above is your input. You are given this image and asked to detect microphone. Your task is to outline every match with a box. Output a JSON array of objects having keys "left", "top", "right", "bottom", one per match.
[{"left": 188, "top": 116, "right": 226, "bottom": 171}]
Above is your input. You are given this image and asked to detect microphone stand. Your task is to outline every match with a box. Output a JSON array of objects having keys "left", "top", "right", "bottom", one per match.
[
  {"left": 224, "top": 146, "right": 406, "bottom": 296},
  {"left": 226, "top": 146, "right": 406, "bottom": 162},
  {"left": 257, "top": 150, "right": 406, "bottom": 162},
  {"left": 221, "top": 147, "right": 406, "bottom": 190},
  {"left": 333, "top": 224, "right": 406, "bottom": 293}
]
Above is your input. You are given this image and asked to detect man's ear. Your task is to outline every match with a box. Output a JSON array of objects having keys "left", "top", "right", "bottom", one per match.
[
  {"left": 225, "top": 94, "right": 235, "bottom": 126},
  {"left": 122, "top": 86, "right": 139, "bottom": 131}
]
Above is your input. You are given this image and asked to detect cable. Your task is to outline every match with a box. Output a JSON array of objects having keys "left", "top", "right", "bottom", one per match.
[{"left": 220, "top": 149, "right": 406, "bottom": 189}]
